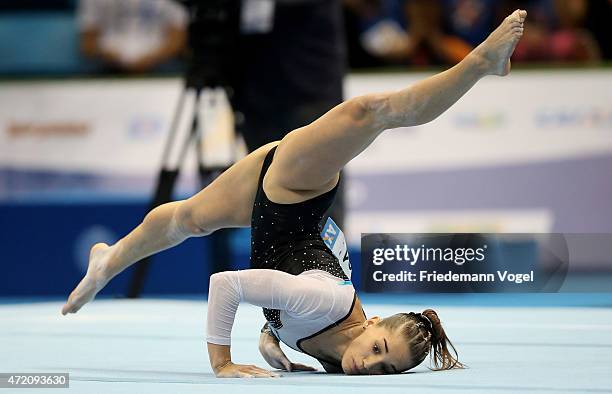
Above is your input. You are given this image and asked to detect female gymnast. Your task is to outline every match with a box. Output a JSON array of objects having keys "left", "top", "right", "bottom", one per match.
[{"left": 62, "top": 10, "right": 527, "bottom": 378}]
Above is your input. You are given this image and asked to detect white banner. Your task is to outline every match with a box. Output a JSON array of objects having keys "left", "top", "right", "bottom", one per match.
[
  {"left": 0, "top": 79, "right": 239, "bottom": 175},
  {"left": 344, "top": 69, "right": 612, "bottom": 173}
]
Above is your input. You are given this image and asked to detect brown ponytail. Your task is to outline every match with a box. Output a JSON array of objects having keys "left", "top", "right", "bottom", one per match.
[{"left": 421, "top": 309, "right": 464, "bottom": 371}]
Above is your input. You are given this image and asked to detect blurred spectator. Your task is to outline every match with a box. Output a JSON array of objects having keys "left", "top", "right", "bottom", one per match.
[
  {"left": 343, "top": 0, "right": 388, "bottom": 68},
  {"left": 202, "top": 0, "right": 348, "bottom": 276},
  {"left": 233, "top": 0, "right": 347, "bottom": 227},
  {"left": 500, "top": 0, "right": 602, "bottom": 63},
  {"left": 443, "top": 0, "right": 499, "bottom": 47},
  {"left": 344, "top": 0, "right": 606, "bottom": 68},
  {"left": 401, "top": 0, "right": 473, "bottom": 65},
  {"left": 343, "top": 0, "right": 485, "bottom": 67},
  {"left": 77, "top": 0, "right": 187, "bottom": 73}
]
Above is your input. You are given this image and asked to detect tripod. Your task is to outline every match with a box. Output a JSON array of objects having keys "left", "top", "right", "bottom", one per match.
[{"left": 126, "top": 79, "right": 236, "bottom": 298}]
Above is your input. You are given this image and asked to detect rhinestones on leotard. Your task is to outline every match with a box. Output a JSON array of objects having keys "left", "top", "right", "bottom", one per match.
[{"left": 263, "top": 308, "right": 283, "bottom": 329}]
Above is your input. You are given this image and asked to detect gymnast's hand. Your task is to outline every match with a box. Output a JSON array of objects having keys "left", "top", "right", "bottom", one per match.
[
  {"left": 259, "top": 331, "right": 317, "bottom": 372},
  {"left": 215, "top": 361, "right": 280, "bottom": 378}
]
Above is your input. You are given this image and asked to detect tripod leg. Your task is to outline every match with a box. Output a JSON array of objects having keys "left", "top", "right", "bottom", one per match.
[
  {"left": 194, "top": 90, "right": 234, "bottom": 275},
  {"left": 161, "top": 88, "right": 188, "bottom": 166},
  {"left": 126, "top": 88, "right": 191, "bottom": 298}
]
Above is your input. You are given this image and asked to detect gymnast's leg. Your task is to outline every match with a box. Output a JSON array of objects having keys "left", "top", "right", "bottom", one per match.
[
  {"left": 61, "top": 142, "right": 279, "bottom": 315},
  {"left": 266, "top": 10, "right": 527, "bottom": 194}
]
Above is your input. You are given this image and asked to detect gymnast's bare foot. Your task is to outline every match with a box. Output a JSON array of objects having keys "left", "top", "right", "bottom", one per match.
[
  {"left": 61, "top": 242, "right": 114, "bottom": 315},
  {"left": 473, "top": 9, "right": 527, "bottom": 76}
]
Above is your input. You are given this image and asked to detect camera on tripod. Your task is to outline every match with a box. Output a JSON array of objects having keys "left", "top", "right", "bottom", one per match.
[{"left": 127, "top": 0, "right": 242, "bottom": 298}]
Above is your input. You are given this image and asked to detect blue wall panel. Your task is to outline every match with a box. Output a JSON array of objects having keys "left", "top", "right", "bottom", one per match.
[{"left": 0, "top": 203, "right": 212, "bottom": 296}]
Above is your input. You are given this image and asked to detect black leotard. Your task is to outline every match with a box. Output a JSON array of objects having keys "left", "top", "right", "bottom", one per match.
[{"left": 250, "top": 146, "right": 349, "bottom": 328}]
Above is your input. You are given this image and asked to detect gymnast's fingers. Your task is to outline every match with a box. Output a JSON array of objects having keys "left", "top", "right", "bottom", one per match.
[
  {"left": 282, "top": 359, "right": 293, "bottom": 371},
  {"left": 290, "top": 363, "right": 318, "bottom": 371},
  {"left": 246, "top": 365, "right": 280, "bottom": 378}
]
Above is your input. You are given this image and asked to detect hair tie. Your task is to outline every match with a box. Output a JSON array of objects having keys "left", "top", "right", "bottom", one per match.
[{"left": 419, "top": 313, "right": 433, "bottom": 329}]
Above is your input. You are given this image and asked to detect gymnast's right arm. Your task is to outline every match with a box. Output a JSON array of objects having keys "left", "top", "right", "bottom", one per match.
[{"left": 206, "top": 269, "right": 333, "bottom": 378}]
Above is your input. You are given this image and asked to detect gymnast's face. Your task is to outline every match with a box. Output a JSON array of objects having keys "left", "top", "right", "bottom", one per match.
[{"left": 341, "top": 317, "right": 410, "bottom": 375}]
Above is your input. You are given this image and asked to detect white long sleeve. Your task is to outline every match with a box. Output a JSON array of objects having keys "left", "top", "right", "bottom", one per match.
[{"left": 206, "top": 269, "right": 339, "bottom": 345}]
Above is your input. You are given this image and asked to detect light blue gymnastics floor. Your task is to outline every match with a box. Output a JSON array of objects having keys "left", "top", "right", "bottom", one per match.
[{"left": 1, "top": 294, "right": 612, "bottom": 394}]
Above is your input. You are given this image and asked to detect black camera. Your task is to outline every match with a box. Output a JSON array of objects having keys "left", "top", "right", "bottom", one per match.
[{"left": 178, "top": 0, "right": 241, "bottom": 89}]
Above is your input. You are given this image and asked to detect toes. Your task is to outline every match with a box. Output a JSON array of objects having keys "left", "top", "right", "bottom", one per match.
[
  {"left": 61, "top": 300, "right": 74, "bottom": 315},
  {"left": 61, "top": 294, "right": 74, "bottom": 315},
  {"left": 62, "top": 304, "right": 78, "bottom": 315},
  {"left": 508, "top": 9, "right": 527, "bottom": 24}
]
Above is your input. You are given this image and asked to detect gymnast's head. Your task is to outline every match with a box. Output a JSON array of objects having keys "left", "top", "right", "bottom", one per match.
[{"left": 340, "top": 309, "right": 464, "bottom": 375}]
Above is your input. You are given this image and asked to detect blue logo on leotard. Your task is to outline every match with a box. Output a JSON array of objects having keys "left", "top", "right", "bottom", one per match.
[
  {"left": 321, "top": 217, "right": 352, "bottom": 281},
  {"left": 321, "top": 217, "right": 339, "bottom": 250}
]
